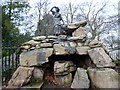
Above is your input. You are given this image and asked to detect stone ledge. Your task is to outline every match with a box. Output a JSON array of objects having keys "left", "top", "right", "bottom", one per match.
[{"left": 20, "top": 50, "right": 47, "bottom": 66}]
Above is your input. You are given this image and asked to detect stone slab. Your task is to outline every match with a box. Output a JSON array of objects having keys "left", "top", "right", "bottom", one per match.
[{"left": 20, "top": 50, "right": 47, "bottom": 66}]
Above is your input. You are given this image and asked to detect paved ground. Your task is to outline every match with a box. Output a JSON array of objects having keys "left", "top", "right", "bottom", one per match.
[{"left": 41, "top": 81, "right": 72, "bottom": 89}]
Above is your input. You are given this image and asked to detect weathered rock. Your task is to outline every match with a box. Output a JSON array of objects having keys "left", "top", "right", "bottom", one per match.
[
  {"left": 54, "top": 61, "right": 76, "bottom": 75},
  {"left": 53, "top": 44, "right": 68, "bottom": 55},
  {"left": 76, "top": 46, "right": 90, "bottom": 55},
  {"left": 30, "top": 47, "right": 36, "bottom": 50},
  {"left": 72, "top": 27, "right": 86, "bottom": 39},
  {"left": 42, "top": 48, "right": 53, "bottom": 58},
  {"left": 59, "top": 41, "right": 70, "bottom": 47},
  {"left": 7, "top": 66, "right": 34, "bottom": 88},
  {"left": 48, "top": 39, "right": 57, "bottom": 43},
  {"left": 33, "top": 67, "right": 44, "bottom": 81},
  {"left": 41, "top": 39, "right": 49, "bottom": 43},
  {"left": 65, "top": 47, "right": 76, "bottom": 54},
  {"left": 47, "top": 35, "right": 58, "bottom": 39},
  {"left": 77, "top": 42, "right": 83, "bottom": 46},
  {"left": 69, "top": 42, "right": 77, "bottom": 47},
  {"left": 32, "top": 36, "right": 46, "bottom": 41},
  {"left": 36, "top": 44, "right": 41, "bottom": 49},
  {"left": 63, "top": 20, "right": 87, "bottom": 31},
  {"left": 88, "top": 47, "right": 115, "bottom": 67},
  {"left": 22, "top": 40, "right": 40, "bottom": 46},
  {"left": 89, "top": 39, "right": 99, "bottom": 45},
  {"left": 59, "top": 35, "right": 67, "bottom": 40},
  {"left": 71, "top": 68, "right": 90, "bottom": 88},
  {"left": 88, "top": 68, "right": 120, "bottom": 88},
  {"left": 68, "top": 36, "right": 83, "bottom": 41},
  {"left": 40, "top": 43, "right": 53, "bottom": 48},
  {"left": 54, "top": 73, "right": 72, "bottom": 87},
  {"left": 20, "top": 45, "right": 31, "bottom": 50},
  {"left": 41, "top": 39, "right": 56, "bottom": 43},
  {"left": 20, "top": 50, "right": 47, "bottom": 66},
  {"left": 59, "top": 42, "right": 76, "bottom": 54},
  {"left": 89, "top": 39, "right": 102, "bottom": 48}
]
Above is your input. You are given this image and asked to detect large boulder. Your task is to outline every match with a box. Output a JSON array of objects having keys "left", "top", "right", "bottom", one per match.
[
  {"left": 42, "top": 48, "right": 53, "bottom": 58},
  {"left": 54, "top": 73, "right": 72, "bottom": 87},
  {"left": 20, "top": 50, "right": 47, "bottom": 66},
  {"left": 7, "top": 66, "right": 34, "bottom": 88},
  {"left": 72, "top": 27, "right": 86, "bottom": 39},
  {"left": 71, "top": 68, "right": 90, "bottom": 88},
  {"left": 54, "top": 61, "right": 76, "bottom": 75},
  {"left": 76, "top": 46, "right": 90, "bottom": 55},
  {"left": 88, "top": 68, "right": 120, "bottom": 88},
  {"left": 88, "top": 47, "right": 115, "bottom": 67}
]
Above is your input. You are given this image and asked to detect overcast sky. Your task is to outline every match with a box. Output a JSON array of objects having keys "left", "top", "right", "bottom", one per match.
[
  {"left": 28, "top": 0, "right": 118, "bottom": 19},
  {"left": 16, "top": 0, "right": 118, "bottom": 34},
  {"left": 51, "top": 0, "right": 118, "bottom": 6},
  {"left": 29, "top": 0, "right": 118, "bottom": 10}
]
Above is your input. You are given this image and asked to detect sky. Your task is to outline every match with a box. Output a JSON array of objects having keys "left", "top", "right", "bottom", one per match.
[
  {"left": 14, "top": 0, "right": 118, "bottom": 34},
  {"left": 49, "top": 0, "right": 118, "bottom": 7},
  {"left": 26, "top": 0, "right": 118, "bottom": 33},
  {"left": 29, "top": 0, "right": 118, "bottom": 10}
]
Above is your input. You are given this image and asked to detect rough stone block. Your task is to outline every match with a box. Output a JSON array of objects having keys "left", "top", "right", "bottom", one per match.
[
  {"left": 20, "top": 50, "right": 47, "bottom": 66},
  {"left": 42, "top": 48, "right": 53, "bottom": 58},
  {"left": 76, "top": 46, "right": 90, "bottom": 55},
  {"left": 32, "top": 36, "right": 46, "bottom": 41},
  {"left": 72, "top": 27, "right": 86, "bottom": 39},
  {"left": 88, "top": 47, "right": 115, "bottom": 67},
  {"left": 53, "top": 44, "right": 68, "bottom": 55},
  {"left": 7, "top": 66, "right": 34, "bottom": 88},
  {"left": 89, "top": 39, "right": 102, "bottom": 48},
  {"left": 22, "top": 40, "right": 40, "bottom": 46},
  {"left": 88, "top": 68, "right": 119, "bottom": 88},
  {"left": 71, "top": 68, "right": 90, "bottom": 88},
  {"left": 54, "top": 73, "right": 72, "bottom": 87},
  {"left": 54, "top": 61, "right": 76, "bottom": 75},
  {"left": 40, "top": 43, "right": 53, "bottom": 48}
]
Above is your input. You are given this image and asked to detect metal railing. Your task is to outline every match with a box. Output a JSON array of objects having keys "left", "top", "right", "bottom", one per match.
[{"left": 2, "top": 42, "right": 20, "bottom": 85}]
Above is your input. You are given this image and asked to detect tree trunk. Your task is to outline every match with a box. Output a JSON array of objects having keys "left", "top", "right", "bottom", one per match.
[{"left": 92, "top": 29, "right": 96, "bottom": 39}]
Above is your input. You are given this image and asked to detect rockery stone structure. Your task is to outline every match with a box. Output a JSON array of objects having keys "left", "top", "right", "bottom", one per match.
[{"left": 6, "top": 20, "right": 120, "bottom": 89}]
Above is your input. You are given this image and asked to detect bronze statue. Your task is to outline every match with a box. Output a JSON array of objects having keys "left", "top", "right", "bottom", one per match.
[{"left": 50, "top": 6, "right": 66, "bottom": 36}]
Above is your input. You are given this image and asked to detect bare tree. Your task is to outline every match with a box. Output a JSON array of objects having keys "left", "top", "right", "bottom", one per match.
[
  {"left": 76, "top": 0, "right": 118, "bottom": 40},
  {"left": 103, "top": 35, "right": 118, "bottom": 51},
  {"left": 33, "top": 0, "right": 52, "bottom": 36},
  {"left": 34, "top": 0, "right": 50, "bottom": 21},
  {"left": 61, "top": 2, "right": 78, "bottom": 24}
]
